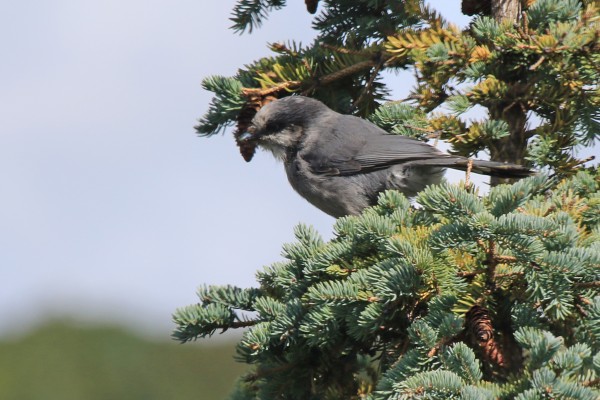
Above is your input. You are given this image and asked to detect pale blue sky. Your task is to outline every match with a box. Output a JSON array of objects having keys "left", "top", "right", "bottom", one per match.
[{"left": 3, "top": 1, "right": 552, "bottom": 337}]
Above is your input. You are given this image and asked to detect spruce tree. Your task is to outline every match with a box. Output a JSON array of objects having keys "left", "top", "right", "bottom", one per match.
[{"left": 173, "top": 1, "right": 600, "bottom": 398}]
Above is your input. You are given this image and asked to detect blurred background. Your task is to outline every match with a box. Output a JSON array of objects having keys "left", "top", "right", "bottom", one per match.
[{"left": 0, "top": 1, "right": 495, "bottom": 398}]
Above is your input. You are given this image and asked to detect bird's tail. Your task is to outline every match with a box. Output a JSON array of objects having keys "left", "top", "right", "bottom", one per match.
[{"left": 407, "top": 157, "right": 534, "bottom": 178}]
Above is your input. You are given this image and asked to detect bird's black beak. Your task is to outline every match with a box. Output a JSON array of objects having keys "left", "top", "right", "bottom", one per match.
[{"left": 239, "top": 123, "right": 260, "bottom": 142}]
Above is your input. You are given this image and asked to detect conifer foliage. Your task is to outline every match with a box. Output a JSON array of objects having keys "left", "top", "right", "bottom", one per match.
[{"left": 174, "top": 1, "right": 600, "bottom": 398}]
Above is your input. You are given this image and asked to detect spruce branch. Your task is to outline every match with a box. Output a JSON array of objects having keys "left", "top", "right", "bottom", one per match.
[
  {"left": 244, "top": 362, "right": 296, "bottom": 382},
  {"left": 528, "top": 55, "right": 545, "bottom": 70},
  {"left": 185, "top": 2, "right": 600, "bottom": 398},
  {"left": 574, "top": 281, "right": 600, "bottom": 289},
  {"left": 310, "top": 59, "right": 379, "bottom": 87},
  {"left": 351, "top": 57, "right": 386, "bottom": 111},
  {"left": 229, "top": 319, "right": 263, "bottom": 330},
  {"left": 241, "top": 81, "right": 302, "bottom": 97},
  {"left": 465, "top": 158, "right": 474, "bottom": 190},
  {"left": 319, "top": 42, "right": 371, "bottom": 56},
  {"left": 239, "top": 59, "right": 381, "bottom": 100},
  {"left": 582, "top": 378, "right": 600, "bottom": 387}
]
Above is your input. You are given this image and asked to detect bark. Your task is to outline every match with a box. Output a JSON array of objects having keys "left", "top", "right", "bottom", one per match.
[
  {"left": 488, "top": 103, "right": 528, "bottom": 185},
  {"left": 489, "top": 0, "right": 527, "bottom": 185},
  {"left": 491, "top": 0, "right": 522, "bottom": 22},
  {"left": 484, "top": 3, "right": 530, "bottom": 376}
]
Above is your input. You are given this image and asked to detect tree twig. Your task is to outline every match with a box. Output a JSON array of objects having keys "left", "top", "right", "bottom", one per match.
[
  {"left": 465, "top": 159, "right": 474, "bottom": 189},
  {"left": 574, "top": 281, "right": 600, "bottom": 289},
  {"left": 351, "top": 57, "right": 385, "bottom": 111}
]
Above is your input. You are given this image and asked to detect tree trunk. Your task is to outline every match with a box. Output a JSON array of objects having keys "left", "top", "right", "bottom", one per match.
[
  {"left": 488, "top": 103, "right": 528, "bottom": 185},
  {"left": 489, "top": 0, "right": 526, "bottom": 186},
  {"left": 487, "top": 4, "right": 528, "bottom": 377},
  {"left": 491, "top": 0, "right": 522, "bottom": 22}
]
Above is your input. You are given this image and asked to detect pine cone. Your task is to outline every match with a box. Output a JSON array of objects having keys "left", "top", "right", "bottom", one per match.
[
  {"left": 465, "top": 305, "right": 505, "bottom": 367},
  {"left": 235, "top": 95, "right": 277, "bottom": 161},
  {"left": 305, "top": 0, "right": 319, "bottom": 14},
  {"left": 461, "top": 0, "right": 492, "bottom": 16}
]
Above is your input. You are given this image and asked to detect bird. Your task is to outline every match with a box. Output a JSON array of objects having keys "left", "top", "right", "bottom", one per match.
[{"left": 239, "top": 96, "right": 532, "bottom": 217}]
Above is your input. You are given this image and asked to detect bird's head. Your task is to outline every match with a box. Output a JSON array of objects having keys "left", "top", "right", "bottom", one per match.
[{"left": 240, "top": 96, "right": 329, "bottom": 161}]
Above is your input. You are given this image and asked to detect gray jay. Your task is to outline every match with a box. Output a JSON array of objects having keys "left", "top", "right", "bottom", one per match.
[{"left": 240, "top": 96, "right": 531, "bottom": 217}]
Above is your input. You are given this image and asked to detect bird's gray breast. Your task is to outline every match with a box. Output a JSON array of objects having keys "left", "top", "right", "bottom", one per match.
[{"left": 284, "top": 156, "right": 386, "bottom": 217}]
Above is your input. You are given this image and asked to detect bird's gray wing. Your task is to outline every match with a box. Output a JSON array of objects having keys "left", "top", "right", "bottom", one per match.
[{"left": 304, "top": 114, "right": 449, "bottom": 176}]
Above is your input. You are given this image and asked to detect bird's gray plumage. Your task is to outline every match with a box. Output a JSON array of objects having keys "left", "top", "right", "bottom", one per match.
[{"left": 243, "top": 96, "right": 532, "bottom": 217}]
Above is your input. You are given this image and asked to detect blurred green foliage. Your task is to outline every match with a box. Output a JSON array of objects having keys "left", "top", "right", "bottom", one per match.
[{"left": 0, "top": 321, "right": 245, "bottom": 400}]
